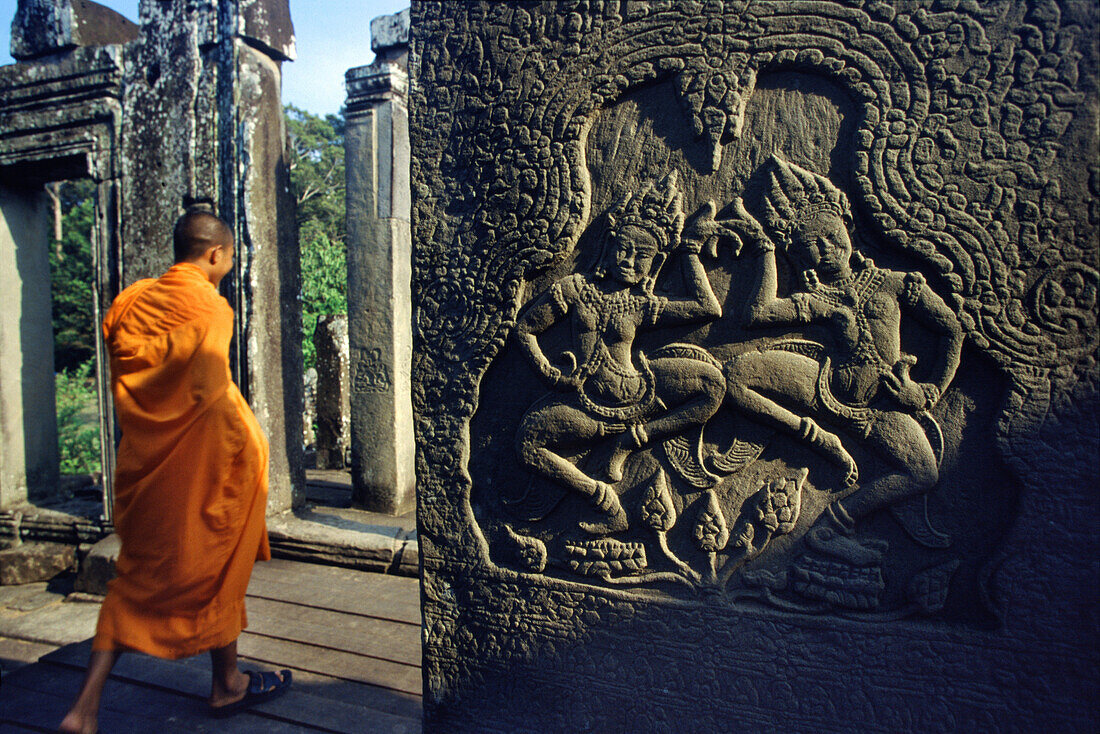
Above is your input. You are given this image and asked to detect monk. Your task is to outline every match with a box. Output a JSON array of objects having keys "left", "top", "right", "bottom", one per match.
[{"left": 60, "top": 207, "right": 290, "bottom": 734}]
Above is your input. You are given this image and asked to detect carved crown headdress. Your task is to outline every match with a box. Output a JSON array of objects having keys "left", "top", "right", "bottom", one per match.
[
  {"left": 761, "top": 155, "right": 851, "bottom": 248},
  {"left": 605, "top": 171, "right": 685, "bottom": 253}
]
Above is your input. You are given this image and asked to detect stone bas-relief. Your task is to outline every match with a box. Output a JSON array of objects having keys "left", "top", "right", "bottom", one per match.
[
  {"left": 490, "top": 157, "right": 968, "bottom": 615},
  {"left": 414, "top": 1, "right": 1098, "bottom": 730}
]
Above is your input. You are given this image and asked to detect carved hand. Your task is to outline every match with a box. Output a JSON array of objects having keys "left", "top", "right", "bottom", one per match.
[
  {"left": 727, "top": 198, "right": 774, "bottom": 256},
  {"left": 881, "top": 357, "right": 930, "bottom": 411},
  {"left": 544, "top": 351, "right": 581, "bottom": 390},
  {"left": 683, "top": 201, "right": 721, "bottom": 257}
]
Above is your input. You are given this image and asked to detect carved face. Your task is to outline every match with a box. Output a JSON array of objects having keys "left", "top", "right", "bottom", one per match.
[
  {"left": 606, "top": 225, "right": 660, "bottom": 285},
  {"left": 790, "top": 211, "right": 852, "bottom": 277}
]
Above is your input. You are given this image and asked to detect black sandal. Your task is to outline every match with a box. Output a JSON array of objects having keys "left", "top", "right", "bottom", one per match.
[{"left": 209, "top": 669, "right": 292, "bottom": 718}]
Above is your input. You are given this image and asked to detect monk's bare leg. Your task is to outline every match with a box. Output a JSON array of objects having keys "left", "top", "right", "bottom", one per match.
[
  {"left": 59, "top": 649, "right": 121, "bottom": 734},
  {"left": 208, "top": 639, "right": 252, "bottom": 708}
]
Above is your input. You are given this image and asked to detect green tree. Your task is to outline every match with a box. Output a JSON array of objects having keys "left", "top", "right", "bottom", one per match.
[
  {"left": 286, "top": 105, "right": 348, "bottom": 369},
  {"left": 298, "top": 221, "right": 348, "bottom": 369},
  {"left": 55, "top": 360, "right": 102, "bottom": 474},
  {"left": 50, "top": 179, "right": 97, "bottom": 372},
  {"left": 286, "top": 104, "right": 346, "bottom": 240}
]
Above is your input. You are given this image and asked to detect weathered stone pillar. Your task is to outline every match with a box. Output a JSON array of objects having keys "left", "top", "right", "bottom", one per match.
[
  {"left": 118, "top": 0, "right": 303, "bottom": 513},
  {"left": 344, "top": 9, "right": 414, "bottom": 515},
  {"left": 314, "top": 314, "right": 350, "bottom": 469},
  {"left": 0, "top": 187, "right": 58, "bottom": 509},
  {"left": 302, "top": 367, "right": 317, "bottom": 451}
]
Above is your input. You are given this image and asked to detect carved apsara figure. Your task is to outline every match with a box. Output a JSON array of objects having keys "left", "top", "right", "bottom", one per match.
[
  {"left": 514, "top": 173, "right": 725, "bottom": 534},
  {"left": 721, "top": 156, "right": 963, "bottom": 559}
]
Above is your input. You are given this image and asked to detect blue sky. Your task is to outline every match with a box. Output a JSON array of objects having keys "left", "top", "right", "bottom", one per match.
[{"left": 0, "top": 0, "right": 407, "bottom": 115}]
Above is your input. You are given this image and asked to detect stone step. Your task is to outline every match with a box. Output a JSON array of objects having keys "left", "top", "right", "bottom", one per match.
[{"left": 0, "top": 542, "right": 76, "bottom": 586}]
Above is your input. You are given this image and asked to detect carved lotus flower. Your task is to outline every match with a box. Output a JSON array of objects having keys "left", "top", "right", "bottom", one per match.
[
  {"left": 506, "top": 525, "right": 547, "bottom": 573},
  {"left": 692, "top": 490, "right": 729, "bottom": 552},
  {"left": 640, "top": 469, "right": 677, "bottom": 533},
  {"left": 758, "top": 478, "right": 802, "bottom": 533}
]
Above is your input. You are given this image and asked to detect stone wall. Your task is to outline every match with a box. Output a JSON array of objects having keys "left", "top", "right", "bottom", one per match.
[{"left": 411, "top": 1, "right": 1099, "bottom": 730}]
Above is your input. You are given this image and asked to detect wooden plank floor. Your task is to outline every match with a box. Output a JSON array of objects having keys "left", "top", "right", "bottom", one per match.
[{"left": 0, "top": 558, "right": 422, "bottom": 733}]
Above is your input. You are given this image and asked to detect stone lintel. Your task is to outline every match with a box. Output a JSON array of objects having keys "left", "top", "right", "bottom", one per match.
[
  {"left": 11, "top": 0, "right": 138, "bottom": 61},
  {"left": 0, "top": 46, "right": 125, "bottom": 186},
  {"left": 141, "top": 0, "right": 294, "bottom": 62},
  {"left": 237, "top": 0, "right": 297, "bottom": 62},
  {"left": 370, "top": 8, "right": 410, "bottom": 54},
  {"left": 0, "top": 44, "right": 125, "bottom": 113}
]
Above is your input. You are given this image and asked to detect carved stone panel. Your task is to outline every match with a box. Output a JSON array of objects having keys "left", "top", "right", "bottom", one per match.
[{"left": 411, "top": 2, "right": 1099, "bottom": 730}]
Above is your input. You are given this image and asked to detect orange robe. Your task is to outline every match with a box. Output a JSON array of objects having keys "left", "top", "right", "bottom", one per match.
[{"left": 93, "top": 262, "right": 271, "bottom": 659}]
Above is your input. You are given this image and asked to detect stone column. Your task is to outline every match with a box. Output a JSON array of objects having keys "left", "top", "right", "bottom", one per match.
[
  {"left": 314, "top": 313, "right": 350, "bottom": 469},
  {"left": 118, "top": 0, "right": 303, "bottom": 513},
  {"left": 344, "top": 9, "right": 414, "bottom": 515},
  {"left": 0, "top": 187, "right": 59, "bottom": 509}
]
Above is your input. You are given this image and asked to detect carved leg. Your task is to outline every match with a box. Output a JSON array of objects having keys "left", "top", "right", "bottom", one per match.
[
  {"left": 607, "top": 423, "right": 648, "bottom": 482},
  {"left": 725, "top": 352, "right": 856, "bottom": 483},
  {"left": 516, "top": 401, "right": 628, "bottom": 533},
  {"left": 607, "top": 359, "right": 725, "bottom": 481},
  {"left": 798, "top": 417, "right": 858, "bottom": 487},
  {"left": 842, "top": 411, "right": 938, "bottom": 519},
  {"left": 579, "top": 480, "right": 628, "bottom": 535}
]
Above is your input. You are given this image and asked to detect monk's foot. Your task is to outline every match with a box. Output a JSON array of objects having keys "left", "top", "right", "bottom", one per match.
[
  {"left": 59, "top": 709, "right": 97, "bottom": 734},
  {"left": 580, "top": 481, "right": 628, "bottom": 535},
  {"left": 208, "top": 668, "right": 251, "bottom": 709},
  {"left": 209, "top": 669, "right": 292, "bottom": 717},
  {"left": 607, "top": 424, "right": 648, "bottom": 482}
]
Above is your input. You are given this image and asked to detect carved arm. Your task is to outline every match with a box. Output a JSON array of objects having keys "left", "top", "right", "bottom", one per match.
[
  {"left": 903, "top": 273, "right": 964, "bottom": 403},
  {"left": 514, "top": 281, "right": 575, "bottom": 389},
  {"left": 743, "top": 245, "right": 805, "bottom": 328},
  {"left": 657, "top": 249, "right": 722, "bottom": 324}
]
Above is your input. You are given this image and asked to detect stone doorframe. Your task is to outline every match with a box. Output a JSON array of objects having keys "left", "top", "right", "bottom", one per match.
[{"left": 0, "top": 45, "right": 125, "bottom": 517}]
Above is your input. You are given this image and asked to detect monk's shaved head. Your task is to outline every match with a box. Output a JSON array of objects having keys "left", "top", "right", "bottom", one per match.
[{"left": 173, "top": 209, "right": 233, "bottom": 263}]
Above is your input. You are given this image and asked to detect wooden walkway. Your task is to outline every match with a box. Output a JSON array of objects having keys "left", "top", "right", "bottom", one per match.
[{"left": 0, "top": 559, "right": 422, "bottom": 733}]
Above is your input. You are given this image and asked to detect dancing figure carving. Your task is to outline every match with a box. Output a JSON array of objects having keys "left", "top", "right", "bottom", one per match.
[
  {"left": 514, "top": 174, "right": 726, "bottom": 534},
  {"left": 718, "top": 157, "right": 964, "bottom": 599}
]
